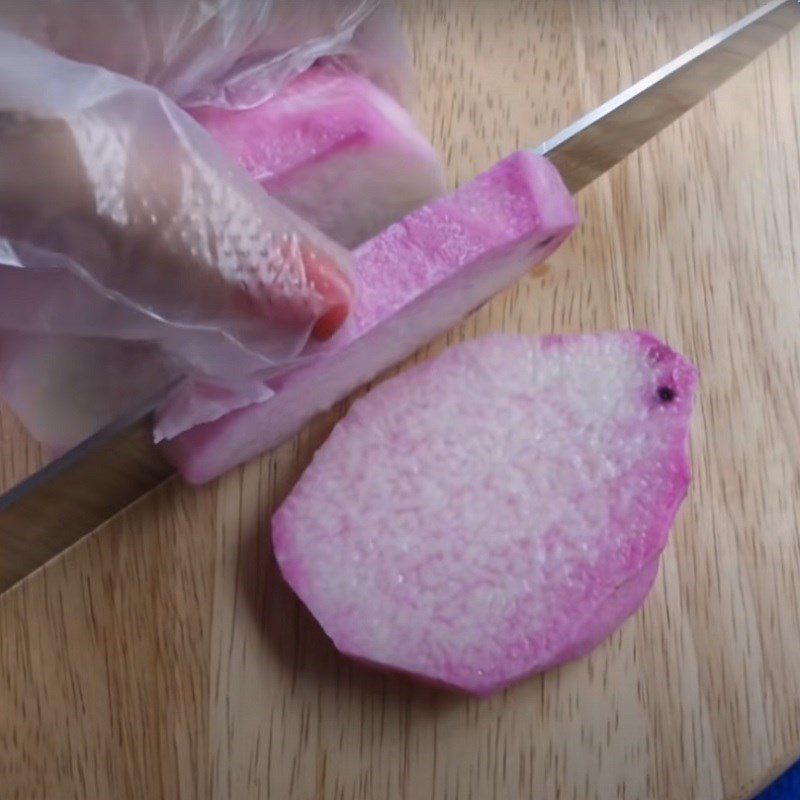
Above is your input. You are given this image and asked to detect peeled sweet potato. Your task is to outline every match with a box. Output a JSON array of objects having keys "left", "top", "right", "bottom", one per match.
[
  {"left": 192, "top": 68, "right": 445, "bottom": 248},
  {"left": 272, "top": 332, "right": 697, "bottom": 694}
]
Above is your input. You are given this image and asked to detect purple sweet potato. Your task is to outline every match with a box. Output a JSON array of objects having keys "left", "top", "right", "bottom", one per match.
[
  {"left": 192, "top": 68, "right": 445, "bottom": 248},
  {"left": 272, "top": 332, "right": 697, "bottom": 694}
]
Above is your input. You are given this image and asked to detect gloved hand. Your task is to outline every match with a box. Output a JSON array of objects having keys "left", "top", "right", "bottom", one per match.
[
  {"left": 0, "top": 31, "right": 353, "bottom": 374},
  {"left": 0, "top": 1, "right": 408, "bottom": 450}
]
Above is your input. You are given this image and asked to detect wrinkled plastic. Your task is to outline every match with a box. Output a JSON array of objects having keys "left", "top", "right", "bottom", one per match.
[
  {"left": 0, "top": 29, "right": 360, "bottom": 450},
  {"left": 0, "top": 0, "right": 413, "bottom": 455},
  {"left": 0, "top": 29, "right": 356, "bottom": 366},
  {"left": 0, "top": 0, "right": 410, "bottom": 108},
  {"left": 0, "top": 332, "right": 173, "bottom": 451}
]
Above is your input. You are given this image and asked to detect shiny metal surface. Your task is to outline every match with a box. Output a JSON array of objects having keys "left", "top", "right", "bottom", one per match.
[
  {"left": 0, "top": 389, "right": 175, "bottom": 593},
  {"left": 536, "top": 0, "right": 800, "bottom": 193},
  {"left": 1, "top": 0, "right": 798, "bottom": 595}
]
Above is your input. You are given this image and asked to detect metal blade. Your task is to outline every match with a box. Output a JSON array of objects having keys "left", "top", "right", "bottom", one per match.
[
  {"left": 535, "top": 0, "right": 800, "bottom": 193},
  {"left": 1, "top": 0, "right": 798, "bottom": 595},
  {"left": 0, "top": 389, "right": 175, "bottom": 592}
]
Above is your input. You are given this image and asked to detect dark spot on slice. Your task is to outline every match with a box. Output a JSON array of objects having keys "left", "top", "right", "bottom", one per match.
[
  {"left": 539, "top": 235, "right": 557, "bottom": 248},
  {"left": 657, "top": 385, "right": 676, "bottom": 403}
]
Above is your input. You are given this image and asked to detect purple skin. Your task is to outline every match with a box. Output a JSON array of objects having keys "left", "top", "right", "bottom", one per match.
[
  {"left": 161, "top": 151, "right": 579, "bottom": 476},
  {"left": 271, "top": 332, "right": 697, "bottom": 695}
]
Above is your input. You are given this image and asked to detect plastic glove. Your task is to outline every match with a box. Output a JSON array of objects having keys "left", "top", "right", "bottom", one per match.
[
  {"left": 0, "top": 0, "right": 409, "bottom": 108},
  {"left": 0, "top": 31, "right": 353, "bottom": 376},
  {"left": 0, "top": 0, "right": 410, "bottom": 452}
]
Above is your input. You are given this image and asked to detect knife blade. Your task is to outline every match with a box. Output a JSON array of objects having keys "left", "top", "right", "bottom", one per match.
[
  {"left": 0, "top": 387, "right": 175, "bottom": 591},
  {"left": 535, "top": 0, "right": 800, "bottom": 193},
  {"left": 1, "top": 0, "right": 798, "bottom": 595}
]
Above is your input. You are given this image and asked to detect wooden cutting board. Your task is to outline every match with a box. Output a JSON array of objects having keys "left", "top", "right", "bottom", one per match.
[{"left": 2, "top": 2, "right": 800, "bottom": 798}]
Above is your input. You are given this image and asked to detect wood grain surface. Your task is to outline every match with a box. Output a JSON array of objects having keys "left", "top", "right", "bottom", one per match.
[{"left": 2, "top": 1, "right": 800, "bottom": 798}]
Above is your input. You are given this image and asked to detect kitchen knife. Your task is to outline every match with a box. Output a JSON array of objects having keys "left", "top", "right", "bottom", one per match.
[{"left": 1, "top": 0, "right": 798, "bottom": 595}]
